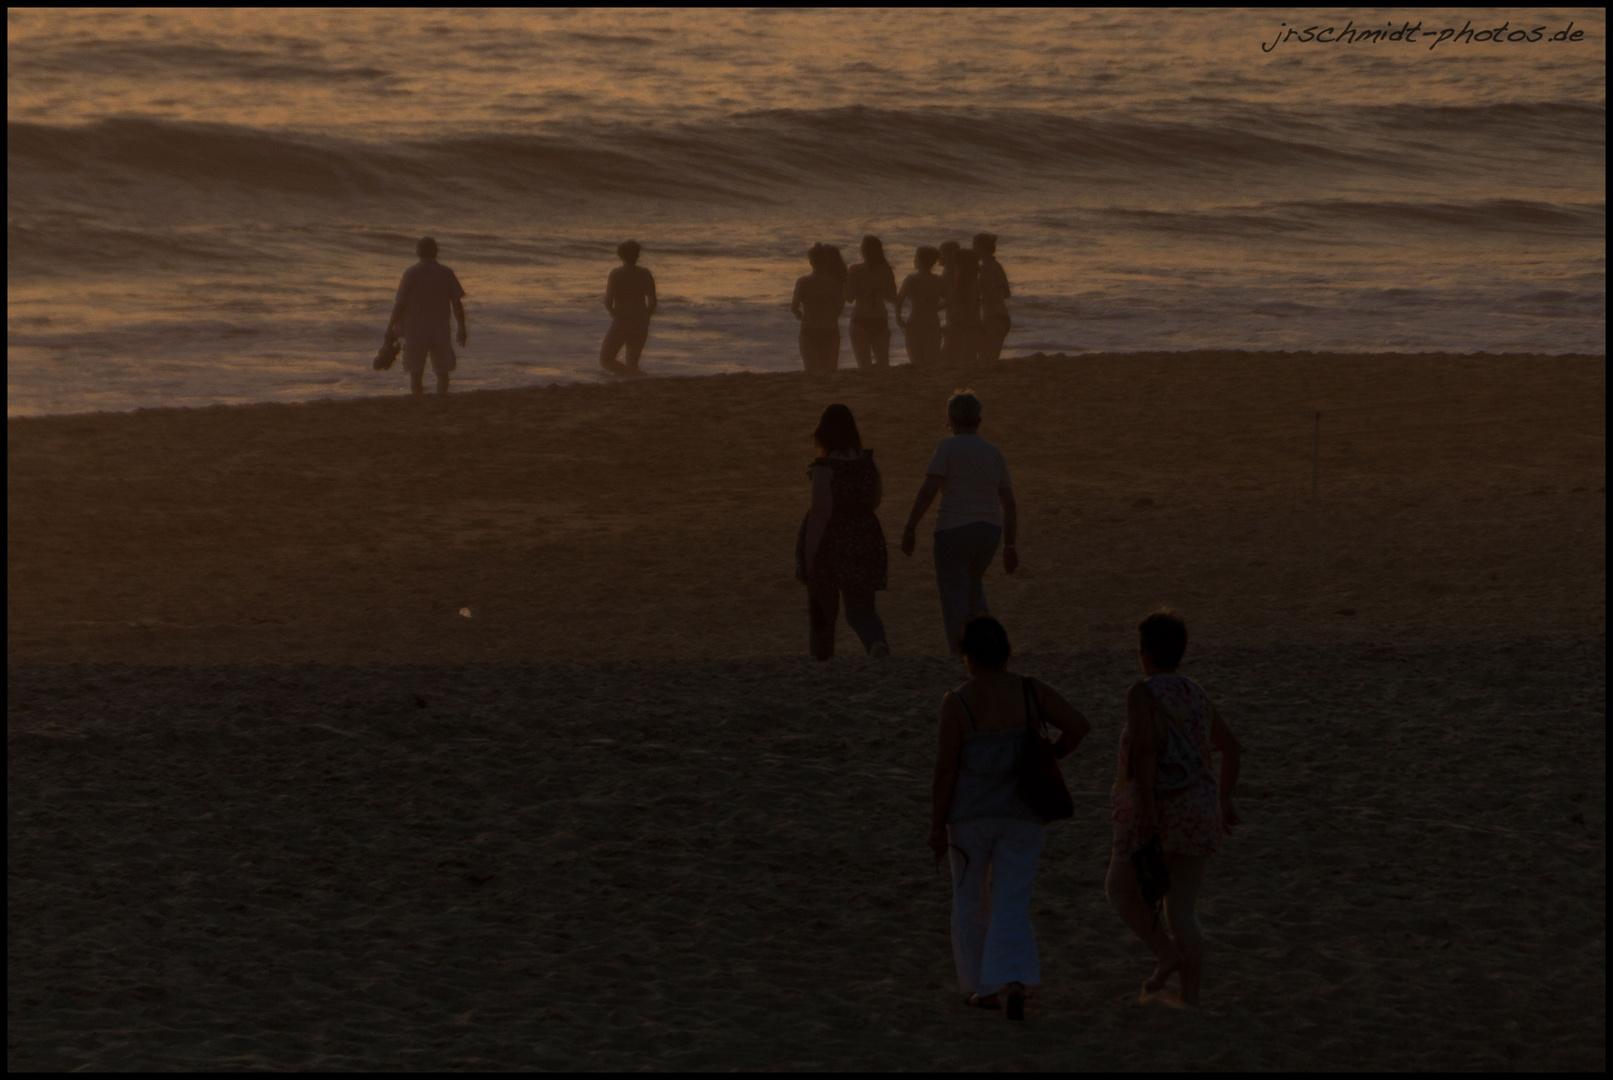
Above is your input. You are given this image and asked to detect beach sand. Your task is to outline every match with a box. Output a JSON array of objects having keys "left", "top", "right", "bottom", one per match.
[{"left": 8, "top": 351, "right": 1606, "bottom": 1070}]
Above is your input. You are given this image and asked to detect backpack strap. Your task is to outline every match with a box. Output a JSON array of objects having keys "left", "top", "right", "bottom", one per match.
[{"left": 952, "top": 690, "right": 977, "bottom": 733}]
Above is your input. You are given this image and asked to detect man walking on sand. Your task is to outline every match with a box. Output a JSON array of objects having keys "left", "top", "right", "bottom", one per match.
[
  {"left": 901, "top": 390, "right": 1019, "bottom": 655},
  {"left": 385, "top": 236, "right": 467, "bottom": 396}
]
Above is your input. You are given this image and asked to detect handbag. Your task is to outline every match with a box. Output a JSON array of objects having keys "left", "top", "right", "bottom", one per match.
[{"left": 1014, "top": 676, "right": 1073, "bottom": 821}]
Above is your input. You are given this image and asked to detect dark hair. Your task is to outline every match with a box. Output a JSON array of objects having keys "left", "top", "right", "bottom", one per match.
[
  {"left": 416, "top": 236, "right": 438, "bottom": 258},
  {"left": 960, "top": 616, "right": 1012, "bottom": 667},
  {"left": 808, "top": 243, "right": 826, "bottom": 271},
  {"left": 812, "top": 403, "right": 862, "bottom": 455},
  {"left": 938, "top": 240, "right": 961, "bottom": 266},
  {"left": 1138, "top": 609, "right": 1188, "bottom": 669},
  {"left": 618, "top": 239, "right": 641, "bottom": 264},
  {"left": 823, "top": 244, "right": 848, "bottom": 283},
  {"left": 955, "top": 248, "right": 980, "bottom": 290},
  {"left": 915, "top": 245, "right": 939, "bottom": 270},
  {"left": 861, "top": 234, "right": 888, "bottom": 268},
  {"left": 972, "top": 232, "right": 997, "bottom": 256},
  {"left": 947, "top": 389, "right": 982, "bottom": 428}
]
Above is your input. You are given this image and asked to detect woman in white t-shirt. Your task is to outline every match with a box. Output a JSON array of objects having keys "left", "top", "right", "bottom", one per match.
[{"left": 899, "top": 390, "right": 1018, "bottom": 654}]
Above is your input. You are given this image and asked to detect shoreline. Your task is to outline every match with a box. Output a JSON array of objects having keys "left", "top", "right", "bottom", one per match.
[{"left": 6, "top": 349, "right": 1605, "bottom": 422}]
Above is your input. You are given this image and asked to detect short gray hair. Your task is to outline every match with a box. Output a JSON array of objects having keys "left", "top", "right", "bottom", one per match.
[{"left": 947, "top": 390, "right": 982, "bottom": 428}]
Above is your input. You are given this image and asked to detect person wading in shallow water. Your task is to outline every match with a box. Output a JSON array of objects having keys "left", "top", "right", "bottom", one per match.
[
  {"left": 599, "top": 240, "right": 658, "bottom": 377},
  {"left": 385, "top": 236, "right": 467, "bottom": 396},
  {"left": 792, "top": 243, "right": 847, "bottom": 373},
  {"left": 1105, "top": 609, "right": 1242, "bottom": 1005},
  {"left": 896, "top": 246, "right": 944, "bottom": 366},
  {"left": 930, "top": 616, "right": 1090, "bottom": 1021},
  {"left": 974, "top": 233, "right": 1012, "bottom": 362},
  {"left": 844, "top": 235, "right": 898, "bottom": 369}
]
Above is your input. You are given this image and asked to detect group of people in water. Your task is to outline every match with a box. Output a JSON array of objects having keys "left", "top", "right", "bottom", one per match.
[
  {"left": 377, "top": 233, "right": 1011, "bottom": 391},
  {"left": 798, "top": 391, "right": 1242, "bottom": 1021},
  {"left": 792, "top": 233, "right": 1012, "bottom": 372}
]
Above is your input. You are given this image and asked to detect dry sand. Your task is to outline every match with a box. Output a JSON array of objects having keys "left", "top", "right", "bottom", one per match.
[{"left": 8, "top": 351, "right": 1606, "bottom": 1070}]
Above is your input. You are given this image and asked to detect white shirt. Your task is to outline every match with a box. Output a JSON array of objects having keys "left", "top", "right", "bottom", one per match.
[{"left": 926, "top": 433, "right": 1012, "bottom": 531}]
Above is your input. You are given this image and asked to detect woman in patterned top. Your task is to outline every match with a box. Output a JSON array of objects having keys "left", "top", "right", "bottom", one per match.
[
  {"left": 1105, "top": 609, "right": 1242, "bottom": 1005},
  {"left": 795, "top": 404, "right": 891, "bottom": 660}
]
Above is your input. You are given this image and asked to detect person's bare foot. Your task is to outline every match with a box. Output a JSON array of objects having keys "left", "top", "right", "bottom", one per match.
[
  {"left": 1143, "top": 952, "right": 1183, "bottom": 994},
  {"left": 964, "top": 992, "right": 999, "bottom": 1009},
  {"left": 869, "top": 641, "right": 891, "bottom": 660}
]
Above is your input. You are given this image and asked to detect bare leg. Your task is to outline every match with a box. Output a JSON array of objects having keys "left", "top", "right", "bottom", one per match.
[
  {"left": 849, "top": 321, "right": 873, "bottom": 369},
  {"left": 600, "top": 321, "right": 628, "bottom": 374},
  {"left": 623, "top": 322, "right": 650, "bottom": 374},
  {"left": 872, "top": 324, "right": 891, "bottom": 368},
  {"left": 409, "top": 370, "right": 425, "bottom": 396},
  {"left": 436, "top": 372, "right": 450, "bottom": 395},
  {"left": 1105, "top": 847, "right": 1182, "bottom": 990},
  {"left": 1163, "top": 854, "right": 1210, "bottom": 1004}
]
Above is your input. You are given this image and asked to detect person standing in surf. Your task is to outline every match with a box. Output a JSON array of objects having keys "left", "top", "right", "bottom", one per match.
[
  {"left": 896, "top": 245, "right": 945, "bottom": 366},
  {"left": 975, "top": 233, "right": 1012, "bottom": 362},
  {"left": 941, "top": 249, "right": 983, "bottom": 363},
  {"left": 385, "top": 236, "right": 467, "bottom": 396},
  {"left": 792, "top": 243, "right": 847, "bottom": 373},
  {"left": 844, "top": 235, "right": 898, "bottom": 369},
  {"left": 600, "top": 240, "right": 658, "bottom": 377}
]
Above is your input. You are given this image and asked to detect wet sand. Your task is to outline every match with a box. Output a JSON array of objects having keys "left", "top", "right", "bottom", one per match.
[{"left": 8, "top": 351, "right": 1606, "bottom": 1069}]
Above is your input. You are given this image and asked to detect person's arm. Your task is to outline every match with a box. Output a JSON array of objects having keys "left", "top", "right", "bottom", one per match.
[
  {"left": 900, "top": 473, "right": 945, "bottom": 557},
  {"left": 1208, "top": 700, "right": 1242, "bottom": 831},
  {"left": 645, "top": 270, "right": 658, "bottom": 317},
  {"left": 791, "top": 278, "right": 806, "bottom": 322},
  {"left": 1126, "top": 682, "right": 1161, "bottom": 842},
  {"left": 895, "top": 276, "right": 911, "bottom": 328},
  {"left": 451, "top": 296, "right": 467, "bottom": 347},
  {"left": 386, "top": 277, "right": 408, "bottom": 341},
  {"left": 929, "top": 692, "right": 965, "bottom": 861},
  {"left": 872, "top": 465, "right": 882, "bottom": 512},
  {"left": 1000, "top": 485, "right": 1018, "bottom": 573},
  {"left": 803, "top": 463, "right": 832, "bottom": 579},
  {"left": 603, "top": 268, "right": 618, "bottom": 317},
  {"left": 1031, "top": 678, "right": 1091, "bottom": 759},
  {"left": 843, "top": 266, "right": 858, "bottom": 304}
]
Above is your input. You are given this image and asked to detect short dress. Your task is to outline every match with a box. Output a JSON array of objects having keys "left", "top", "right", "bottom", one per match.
[
  {"left": 794, "top": 452, "right": 888, "bottom": 592},
  {"left": 1111, "top": 672, "right": 1222, "bottom": 857}
]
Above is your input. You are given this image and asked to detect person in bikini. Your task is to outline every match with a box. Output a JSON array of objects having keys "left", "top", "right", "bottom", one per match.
[
  {"left": 599, "top": 239, "right": 657, "bottom": 377},
  {"left": 1105, "top": 609, "right": 1243, "bottom": 1005},
  {"left": 896, "top": 246, "right": 944, "bottom": 366},
  {"left": 792, "top": 243, "right": 847, "bottom": 373},
  {"left": 843, "top": 234, "right": 898, "bottom": 369},
  {"left": 974, "top": 233, "right": 1011, "bottom": 362}
]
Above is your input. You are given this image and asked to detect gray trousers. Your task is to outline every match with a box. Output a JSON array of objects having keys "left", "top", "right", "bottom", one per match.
[{"left": 933, "top": 521, "right": 1002, "bottom": 654}]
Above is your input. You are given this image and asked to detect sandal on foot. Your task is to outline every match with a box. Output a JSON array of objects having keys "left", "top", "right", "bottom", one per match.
[{"left": 963, "top": 992, "right": 1000, "bottom": 1010}]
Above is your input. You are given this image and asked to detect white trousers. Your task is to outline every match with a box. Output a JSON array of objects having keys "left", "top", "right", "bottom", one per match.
[{"left": 948, "top": 816, "right": 1044, "bottom": 995}]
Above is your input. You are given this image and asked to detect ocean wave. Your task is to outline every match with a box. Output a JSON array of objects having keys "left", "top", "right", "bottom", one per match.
[
  {"left": 11, "top": 104, "right": 1519, "bottom": 211},
  {"left": 1099, "top": 198, "right": 1605, "bottom": 238}
]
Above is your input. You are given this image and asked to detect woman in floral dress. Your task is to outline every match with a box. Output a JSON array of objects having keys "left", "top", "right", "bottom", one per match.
[
  {"left": 1105, "top": 609, "right": 1243, "bottom": 1004},
  {"left": 795, "top": 404, "right": 890, "bottom": 660}
]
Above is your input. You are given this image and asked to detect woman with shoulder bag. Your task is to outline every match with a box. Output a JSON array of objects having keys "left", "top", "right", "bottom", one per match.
[
  {"left": 929, "top": 616, "right": 1091, "bottom": 1021},
  {"left": 1105, "top": 609, "right": 1243, "bottom": 1005}
]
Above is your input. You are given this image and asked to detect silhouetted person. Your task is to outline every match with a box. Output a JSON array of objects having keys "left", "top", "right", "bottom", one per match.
[
  {"left": 974, "top": 233, "right": 1011, "bottom": 361},
  {"left": 900, "top": 391, "right": 1017, "bottom": 654},
  {"left": 930, "top": 616, "right": 1090, "bottom": 1020},
  {"left": 896, "top": 246, "right": 944, "bottom": 366},
  {"left": 792, "top": 243, "right": 846, "bottom": 373},
  {"left": 386, "top": 236, "right": 466, "bottom": 396},
  {"left": 941, "top": 249, "right": 983, "bottom": 363},
  {"left": 795, "top": 404, "right": 890, "bottom": 660},
  {"left": 845, "top": 235, "right": 898, "bottom": 369},
  {"left": 600, "top": 239, "right": 657, "bottom": 377},
  {"left": 1106, "top": 610, "right": 1242, "bottom": 1006}
]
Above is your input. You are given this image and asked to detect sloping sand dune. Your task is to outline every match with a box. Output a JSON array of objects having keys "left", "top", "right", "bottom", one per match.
[{"left": 8, "top": 352, "right": 1606, "bottom": 1070}]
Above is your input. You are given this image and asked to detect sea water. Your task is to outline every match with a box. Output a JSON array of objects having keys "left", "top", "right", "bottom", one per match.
[{"left": 6, "top": 8, "right": 1605, "bottom": 415}]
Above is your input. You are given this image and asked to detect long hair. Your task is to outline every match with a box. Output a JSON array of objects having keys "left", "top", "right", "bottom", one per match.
[
  {"left": 861, "top": 234, "right": 888, "bottom": 269},
  {"left": 812, "top": 403, "right": 862, "bottom": 455},
  {"left": 822, "top": 244, "right": 848, "bottom": 283},
  {"left": 955, "top": 249, "right": 980, "bottom": 291}
]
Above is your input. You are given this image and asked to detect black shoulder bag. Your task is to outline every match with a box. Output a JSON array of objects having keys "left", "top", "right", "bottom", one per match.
[{"left": 1015, "top": 676, "right": 1073, "bottom": 821}]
